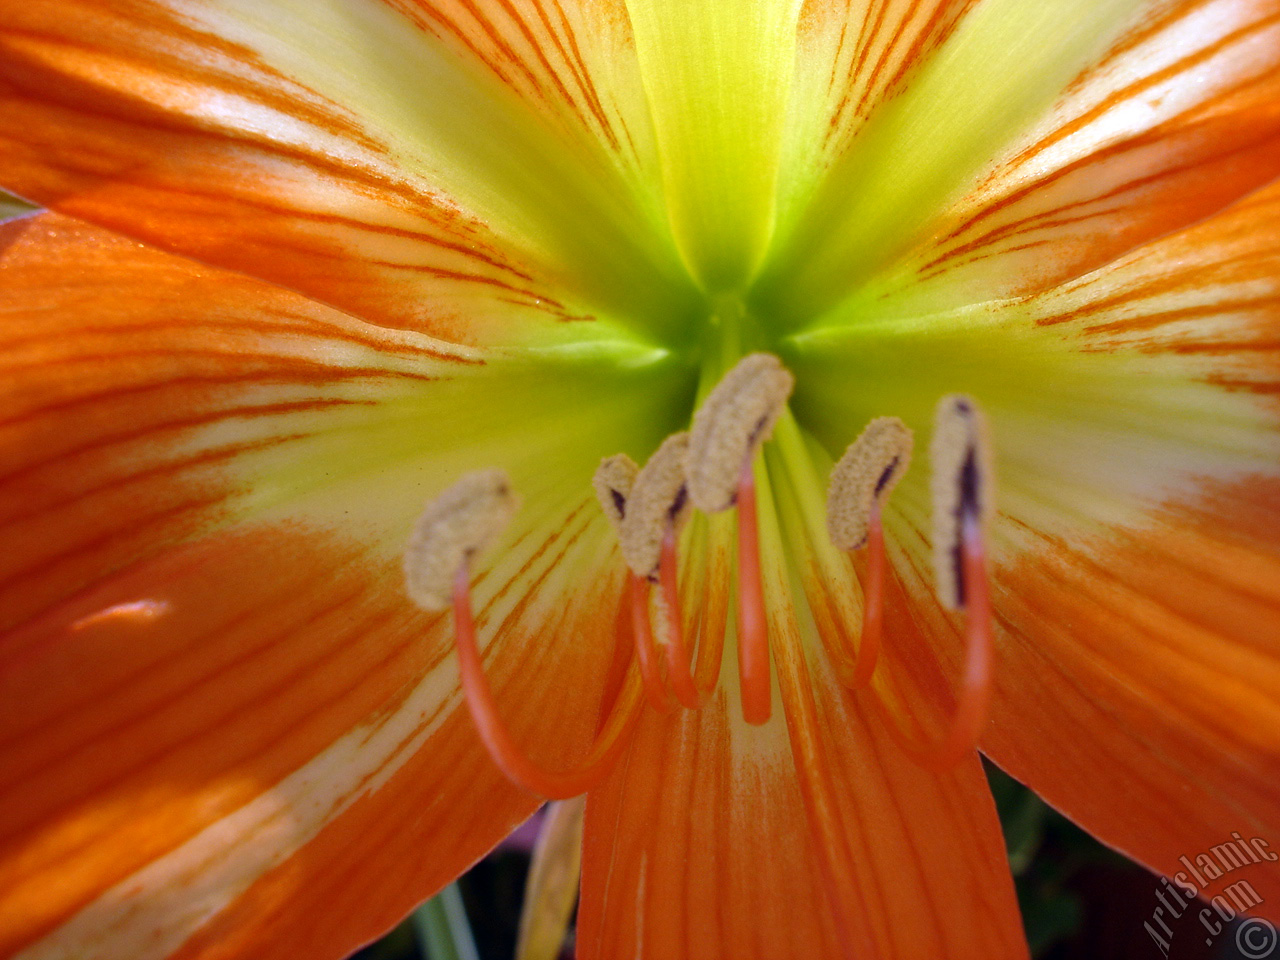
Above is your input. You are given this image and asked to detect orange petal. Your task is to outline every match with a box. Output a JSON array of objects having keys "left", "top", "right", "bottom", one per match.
[
  {"left": 868, "top": 182, "right": 1280, "bottom": 915},
  {"left": 0, "top": 521, "right": 627, "bottom": 960},
  {"left": 873, "top": 0, "right": 1280, "bottom": 313},
  {"left": 994, "top": 481, "right": 1280, "bottom": 907},
  {"left": 880, "top": 480, "right": 1280, "bottom": 912},
  {"left": 578, "top": 466, "right": 1027, "bottom": 960},
  {"left": 0, "top": 213, "right": 685, "bottom": 630},
  {"left": 986, "top": 180, "right": 1280, "bottom": 912},
  {"left": 0, "top": 0, "right": 693, "bottom": 346},
  {"left": 0, "top": 215, "right": 673, "bottom": 958},
  {"left": 579, "top": 688, "right": 847, "bottom": 960}
]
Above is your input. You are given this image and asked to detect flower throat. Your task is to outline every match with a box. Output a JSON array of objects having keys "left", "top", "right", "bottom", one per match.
[{"left": 403, "top": 354, "right": 996, "bottom": 798}]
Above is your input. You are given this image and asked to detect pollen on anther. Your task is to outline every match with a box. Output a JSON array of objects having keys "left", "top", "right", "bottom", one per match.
[
  {"left": 403, "top": 469, "right": 518, "bottom": 612},
  {"left": 592, "top": 454, "right": 639, "bottom": 531},
  {"left": 687, "top": 353, "right": 794, "bottom": 513},
  {"left": 618, "top": 433, "right": 691, "bottom": 579},
  {"left": 826, "top": 416, "right": 913, "bottom": 550},
  {"left": 930, "top": 395, "right": 993, "bottom": 610}
]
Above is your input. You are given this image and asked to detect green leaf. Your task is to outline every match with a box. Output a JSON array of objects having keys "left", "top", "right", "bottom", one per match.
[
  {"left": 411, "top": 884, "right": 480, "bottom": 960},
  {"left": 0, "top": 189, "right": 35, "bottom": 221}
]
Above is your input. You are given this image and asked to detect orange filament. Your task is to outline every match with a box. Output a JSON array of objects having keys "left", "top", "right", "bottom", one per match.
[
  {"left": 658, "top": 528, "right": 702, "bottom": 709},
  {"left": 629, "top": 572, "right": 675, "bottom": 715},
  {"left": 657, "top": 527, "right": 725, "bottom": 710},
  {"left": 863, "top": 510, "right": 994, "bottom": 771},
  {"left": 736, "top": 461, "right": 772, "bottom": 725},
  {"left": 453, "top": 564, "right": 644, "bottom": 798},
  {"left": 851, "top": 502, "right": 886, "bottom": 688}
]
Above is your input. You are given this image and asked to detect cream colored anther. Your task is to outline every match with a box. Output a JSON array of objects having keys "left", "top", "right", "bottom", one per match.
[
  {"left": 404, "top": 469, "right": 518, "bottom": 612},
  {"left": 687, "top": 353, "right": 794, "bottom": 512},
  {"left": 827, "top": 417, "right": 914, "bottom": 550},
  {"left": 618, "top": 433, "right": 691, "bottom": 579},
  {"left": 592, "top": 454, "right": 639, "bottom": 531},
  {"left": 930, "top": 395, "right": 993, "bottom": 609}
]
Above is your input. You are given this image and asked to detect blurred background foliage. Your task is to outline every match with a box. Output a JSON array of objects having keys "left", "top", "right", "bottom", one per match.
[{"left": 0, "top": 189, "right": 34, "bottom": 221}]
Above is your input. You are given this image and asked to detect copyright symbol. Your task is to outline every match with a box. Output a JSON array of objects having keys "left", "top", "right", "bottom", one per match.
[{"left": 1238, "top": 918, "right": 1278, "bottom": 959}]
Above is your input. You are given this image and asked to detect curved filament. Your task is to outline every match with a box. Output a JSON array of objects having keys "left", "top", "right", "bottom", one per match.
[
  {"left": 657, "top": 529, "right": 700, "bottom": 708},
  {"left": 630, "top": 572, "right": 675, "bottom": 714},
  {"left": 737, "top": 461, "right": 772, "bottom": 725},
  {"left": 865, "top": 512, "right": 994, "bottom": 771},
  {"left": 658, "top": 528, "right": 722, "bottom": 709},
  {"left": 453, "top": 565, "right": 645, "bottom": 798},
  {"left": 851, "top": 502, "right": 886, "bottom": 688}
]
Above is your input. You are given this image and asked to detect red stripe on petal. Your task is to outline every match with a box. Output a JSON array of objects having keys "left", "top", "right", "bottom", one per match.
[
  {"left": 580, "top": 692, "right": 845, "bottom": 960},
  {"left": 984, "top": 477, "right": 1280, "bottom": 915},
  {"left": 0, "top": 215, "right": 477, "bottom": 632},
  {"left": 892, "top": 0, "right": 1280, "bottom": 307},
  {"left": 0, "top": 0, "right": 683, "bottom": 344}
]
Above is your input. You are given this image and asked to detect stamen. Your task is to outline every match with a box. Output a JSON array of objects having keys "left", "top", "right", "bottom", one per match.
[
  {"left": 602, "top": 443, "right": 700, "bottom": 714},
  {"left": 872, "top": 512, "right": 993, "bottom": 771},
  {"left": 949, "top": 511, "right": 995, "bottom": 763},
  {"left": 827, "top": 417, "right": 914, "bottom": 687},
  {"left": 616, "top": 433, "right": 706, "bottom": 712},
  {"left": 686, "top": 354, "right": 791, "bottom": 727},
  {"left": 658, "top": 527, "right": 703, "bottom": 709},
  {"left": 855, "top": 501, "right": 887, "bottom": 689},
  {"left": 596, "top": 456, "right": 674, "bottom": 712},
  {"left": 826, "top": 416, "right": 913, "bottom": 551},
  {"left": 403, "top": 469, "right": 518, "bottom": 613},
  {"left": 629, "top": 572, "right": 675, "bottom": 714},
  {"left": 736, "top": 460, "right": 771, "bottom": 725},
  {"left": 687, "top": 353, "right": 793, "bottom": 513},
  {"left": 618, "top": 432, "right": 691, "bottom": 580},
  {"left": 452, "top": 564, "right": 644, "bottom": 797},
  {"left": 864, "top": 396, "right": 995, "bottom": 770},
  {"left": 405, "top": 472, "right": 645, "bottom": 798},
  {"left": 592, "top": 453, "right": 638, "bottom": 531},
  {"left": 930, "top": 394, "right": 993, "bottom": 610}
]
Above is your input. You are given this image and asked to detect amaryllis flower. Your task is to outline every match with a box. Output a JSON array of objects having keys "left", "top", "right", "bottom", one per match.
[{"left": 1, "top": 1, "right": 1278, "bottom": 958}]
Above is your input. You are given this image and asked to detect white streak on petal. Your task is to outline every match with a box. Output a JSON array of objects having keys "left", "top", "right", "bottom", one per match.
[{"left": 15, "top": 660, "right": 461, "bottom": 960}]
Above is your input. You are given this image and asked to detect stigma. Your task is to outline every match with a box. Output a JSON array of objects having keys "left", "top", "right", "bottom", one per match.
[{"left": 403, "top": 355, "right": 1001, "bottom": 798}]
